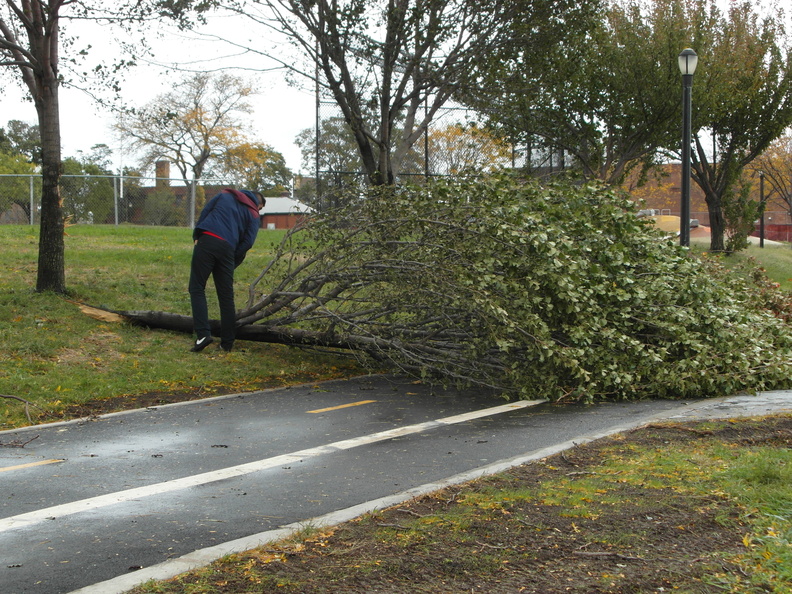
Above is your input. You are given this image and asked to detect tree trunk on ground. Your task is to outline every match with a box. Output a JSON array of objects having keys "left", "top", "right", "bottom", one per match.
[{"left": 81, "top": 307, "right": 386, "bottom": 354}]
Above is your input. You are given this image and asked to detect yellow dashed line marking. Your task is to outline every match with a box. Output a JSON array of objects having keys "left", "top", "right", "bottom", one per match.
[
  {"left": 0, "top": 459, "right": 65, "bottom": 473},
  {"left": 307, "top": 400, "right": 377, "bottom": 414}
]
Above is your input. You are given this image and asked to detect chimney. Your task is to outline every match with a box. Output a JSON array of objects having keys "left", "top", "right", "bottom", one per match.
[{"left": 155, "top": 160, "right": 171, "bottom": 188}]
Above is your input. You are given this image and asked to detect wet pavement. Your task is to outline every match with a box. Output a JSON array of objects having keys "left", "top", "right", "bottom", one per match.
[{"left": 0, "top": 375, "right": 789, "bottom": 594}]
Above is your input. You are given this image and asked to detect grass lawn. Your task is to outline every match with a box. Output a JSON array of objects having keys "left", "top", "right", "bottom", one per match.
[
  {"left": 740, "top": 244, "right": 792, "bottom": 292},
  {"left": 691, "top": 239, "right": 792, "bottom": 292},
  {"left": 0, "top": 224, "right": 366, "bottom": 430}
]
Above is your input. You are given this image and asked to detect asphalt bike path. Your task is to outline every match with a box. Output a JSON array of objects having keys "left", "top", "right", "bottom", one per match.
[{"left": 1, "top": 374, "right": 790, "bottom": 594}]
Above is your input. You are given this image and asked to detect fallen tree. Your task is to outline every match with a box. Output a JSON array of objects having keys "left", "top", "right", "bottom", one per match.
[{"left": 96, "top": 175, "right": 792, "bottom": 402}]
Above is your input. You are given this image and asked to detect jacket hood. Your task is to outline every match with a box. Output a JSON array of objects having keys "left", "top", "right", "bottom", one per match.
[{"left": 224, "top": 188, "right": 260, "bottom": 219}]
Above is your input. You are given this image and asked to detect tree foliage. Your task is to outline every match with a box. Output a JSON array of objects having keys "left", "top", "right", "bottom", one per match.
[
  {"left": 461, "top": 0, "right": 674, "bottom": 185},
  {"left": 116, "top": 175, "right": 792, "bottom": 401},
  {"left": 688, "top": 0, "right": 792, "bottom": 252},
  {"left": 462, "top": 0, "right": 792, "bottom": 253},
  {"left": 0, "top": 119, "right": 41, "bottom": 164},
  {"left": 748, "top": 132, "right": 792, "bottom": 224},
  {"left": 427, "top": 123, "right": 511, "bottom": 175},
  {"left": 61, "top": 144, "right": 115, "bottom": 224},
  {"left": 295, "top": 116, "right": 512, "bottom": 206},
  {"left": 0, "top": 148, "right": 37, "bottom": 219},
  {"left": 114, "top": 71, "right": 264, "bottom": 223},
  {"left": 208, "top": 142, "right": 292, "bottom": 194},
  {"left": 295, "top": 115, "right": 365, "bottom": 209}
]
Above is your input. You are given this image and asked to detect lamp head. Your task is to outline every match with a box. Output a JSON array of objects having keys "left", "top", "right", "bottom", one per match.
[{"left": 678, "top": 48, "right": 698, "bottom": 76}]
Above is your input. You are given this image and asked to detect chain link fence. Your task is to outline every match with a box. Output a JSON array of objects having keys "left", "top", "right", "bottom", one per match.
[{"left": 0, "top": 174, "right": 232, "bottom": 226}]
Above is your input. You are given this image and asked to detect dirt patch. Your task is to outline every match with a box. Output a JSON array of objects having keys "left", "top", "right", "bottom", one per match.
[{"left": 130, "top": 415, "right": 792, "bottom": 594}]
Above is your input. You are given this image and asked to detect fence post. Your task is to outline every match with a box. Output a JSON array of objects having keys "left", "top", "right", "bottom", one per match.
[
  {"left": 189, "top": 180, "right": 196, "bottom": 228},
  {"left": 29, "top": 175, "right": 34, "bottom": 226},
  {"left": 114, "top": 174, "right": 119, "bottom": 226}
]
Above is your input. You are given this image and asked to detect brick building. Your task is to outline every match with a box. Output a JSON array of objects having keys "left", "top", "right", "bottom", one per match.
[{"left": 625, "top": 163, "right": 791, "bottom": 241}]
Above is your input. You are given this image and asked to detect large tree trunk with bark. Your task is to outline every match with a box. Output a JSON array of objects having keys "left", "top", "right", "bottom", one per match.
[
  {"left": 706, "top": 199, "right": 726, "bottom": 253},
  {"left": 35, "top": 86, "right": 65, "bottom": 293},
  {"left": 96, "top": 308, "right": 359, "bottom": 351},
  {"left": 8, "top": 2, "right": 68, "bottom": 293}
]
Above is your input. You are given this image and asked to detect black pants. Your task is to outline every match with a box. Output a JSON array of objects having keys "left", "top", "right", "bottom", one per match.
[{"left": 188, "top": 234, "right": 236, "bottom": 349}]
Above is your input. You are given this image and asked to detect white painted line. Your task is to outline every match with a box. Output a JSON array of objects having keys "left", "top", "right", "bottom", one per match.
[
  {"left": 437, "top": 401, "right": 544, "bottom": 424},
  {"left": 0, "top": 399, "right": 545, "bottom": 534}
]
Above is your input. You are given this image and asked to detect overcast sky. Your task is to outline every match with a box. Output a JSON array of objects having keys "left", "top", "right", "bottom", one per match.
[{"left": 0, "top": 10, "right": 316, "bottom": 175}]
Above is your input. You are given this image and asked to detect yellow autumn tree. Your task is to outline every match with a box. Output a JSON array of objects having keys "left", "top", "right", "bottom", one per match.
[
  {"left": 750, "top": 133, "right": 792, "bottom": 222},
  {"left": 428, "top": 123, "right": 511, "bottom": 176},
  {"left": 212, "top": 143, "right": 292, "bottom": 195}
]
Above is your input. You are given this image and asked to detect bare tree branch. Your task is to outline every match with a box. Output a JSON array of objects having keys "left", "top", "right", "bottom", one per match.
[{"left": 0, "top": 394, "right": 38, "bottom": 423}]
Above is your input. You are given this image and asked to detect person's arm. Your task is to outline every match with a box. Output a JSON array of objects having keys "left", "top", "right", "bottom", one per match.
[{"left": 234, "top": 217, "right": 260, "bottom": 267}]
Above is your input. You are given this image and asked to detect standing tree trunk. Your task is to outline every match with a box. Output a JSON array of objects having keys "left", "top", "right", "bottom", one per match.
[
  {"left": 35, "top": 66, "right": 65, "bottom": 293},
  {"left": 705, "top": 200, "right": 726, "bottom": 252}
]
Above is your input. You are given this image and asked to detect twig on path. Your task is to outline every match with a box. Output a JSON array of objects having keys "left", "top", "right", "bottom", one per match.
[
  {"left": 0, "top": 435, "right": 39, "bottom": 448},
  {"left": 572, "top": 550, "right": 645, "bottom": 561},
  {"left": 397, "top": 508, "right": 426, "bottom": 518},
  {"left": 376, "top": 523, "right": 410, "bottom": 530}
]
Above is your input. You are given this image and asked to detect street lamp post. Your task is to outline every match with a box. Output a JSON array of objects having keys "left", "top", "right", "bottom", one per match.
[{"left": 678, "top": 48, "right": 698, "bottom": 247}]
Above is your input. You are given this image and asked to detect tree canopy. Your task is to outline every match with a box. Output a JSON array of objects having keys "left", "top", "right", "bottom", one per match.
[
  {"left": 114, "top": 71, "right": 267, "bottom": 222},
  {"left": 461, "top": 0, "right": 792, "bottom": 252},
  {"left": 208, "top": 142, "right": 293, "bottom": 195},
  {"left": 750, "top": 132, "right": 792, "bottom": 221},
  {"left": 461, "top": 0, "right": 668, "bottom": 185},
  {"left": 0, "top": 119, "right": 41, "bottom": 164},
  {"left": 115, "top": 72, "right": 256, "bottom": 183},
  {"left": 688, "top": 0, "right": 792, "bottom": 251}
]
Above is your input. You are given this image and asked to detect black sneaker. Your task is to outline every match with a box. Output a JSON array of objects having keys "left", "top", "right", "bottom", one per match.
[{"left": 190, "top": 336, "right": 214, "bottom": 352}]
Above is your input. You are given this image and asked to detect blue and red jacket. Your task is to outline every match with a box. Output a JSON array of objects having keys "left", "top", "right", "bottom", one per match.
[{"left": 193, "top": 189, "right": 260, "bottom": 266}]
